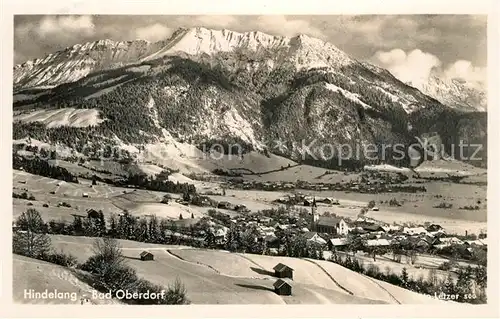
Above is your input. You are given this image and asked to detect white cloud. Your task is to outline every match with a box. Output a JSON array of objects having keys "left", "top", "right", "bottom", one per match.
[
  {"left": 253, "top": 15, "right": 326, "bottom": 39},
  {"left": 371, "top": 48, "right": 486, "bottom": 88},
  {"left": 444, "top": 60, "right": 486, "bottom": 84},
  {"left": 37, "top": 15, "right": 95, "bottom": 37},
  {"left": 134, "top": 23, "right": 172, "bottom": 42},
  {"left": 371, "top": 49, "right": 441, "bottom": 85}
]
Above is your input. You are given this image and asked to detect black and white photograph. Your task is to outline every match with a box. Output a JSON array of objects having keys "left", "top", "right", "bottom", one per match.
[{"left": 4, "top": 1, "right": 498, "bottom": 316}]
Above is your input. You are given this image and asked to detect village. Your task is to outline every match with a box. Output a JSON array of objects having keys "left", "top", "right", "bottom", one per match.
[{"left": 100, "top": 190, "right": 487, "bottom": 299}]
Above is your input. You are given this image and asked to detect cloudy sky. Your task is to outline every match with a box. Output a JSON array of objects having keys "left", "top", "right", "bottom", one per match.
[{"left": 14, "top": 15, "right": 487, "bottom": 85}]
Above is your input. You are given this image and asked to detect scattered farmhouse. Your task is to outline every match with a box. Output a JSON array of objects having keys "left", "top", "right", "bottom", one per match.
[
  {"left": 273, "top": 278, "right": 292, "bottom": 296},
  {"left": 140, "top": 251, "right": 154, "bottom": 261},
  {"left": 273, "top": 263, "right": 294, "bottom": 279}
]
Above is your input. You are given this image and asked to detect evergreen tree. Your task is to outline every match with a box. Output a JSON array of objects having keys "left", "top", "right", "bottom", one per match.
[
  {"left": 108, "top": 214, "right": 118, "bottom": 237},
  {"left": 443, "top": 273, "right": 456, "bottom": 295},
  {"left": 97, "top": 211, "right": 106, "bottom": 236},
  {"left": 401, "top": 267, "right": 409, "bottom": 288}
]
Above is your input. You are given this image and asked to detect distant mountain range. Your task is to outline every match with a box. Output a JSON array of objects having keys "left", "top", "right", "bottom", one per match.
[
  {"left": 12, "top": 27, "right": 487, "bottom": 168},
  {"left": 407, "top": 76, "right": 486, "bottom": 113}
]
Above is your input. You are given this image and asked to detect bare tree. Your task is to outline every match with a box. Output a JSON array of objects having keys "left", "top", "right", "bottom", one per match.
[
  {"left": 83, "top": 237, "right": 127, "bottom": 284},
  {"left": 427, "top": 268, "right": 439, "bottom": 287},
  {"left": 91, "top": 237, "right": 125, "bottom": 267},
  {"left": 165, "top": 277, "right": 190, "bottom": 305}
]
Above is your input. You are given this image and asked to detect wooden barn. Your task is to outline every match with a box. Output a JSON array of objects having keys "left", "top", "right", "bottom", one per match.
[
  {"left": 273, "top": 263, "right": 294, "bottom": 279},
  {"left": 140, "top": 251, "right": 154, "bottom": 261},
  {"left": 273, "top": 279, "right": 292, "bottom": 296}
]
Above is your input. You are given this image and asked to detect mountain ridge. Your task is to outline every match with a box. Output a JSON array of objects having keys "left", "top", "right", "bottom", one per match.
[{"left": 12, "top": 27, "right": 488, "bottom": 169}]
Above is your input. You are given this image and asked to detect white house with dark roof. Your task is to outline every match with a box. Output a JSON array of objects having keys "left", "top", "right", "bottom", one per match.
[{"left": 303, "top": 232, "right": 327, "bottom": 245}]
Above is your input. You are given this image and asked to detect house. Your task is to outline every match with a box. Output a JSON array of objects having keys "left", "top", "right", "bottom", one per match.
[
  {"left": 366, "top": 239, "right": 391, "bottom": 247},
  {"left": 429, "top": 229, "right": 446, "bottom": 237},
  {"left": 465, "top": 240, "right": 483, "bottom": 246},
  {"left": 82, "top": 193, "right": 89, "bottom": 198},
  {"left": 235, "top": 204, "right": 249, "bottom": 213},
  {"left": 273, "top": 263, "right": 294, "bottom": 279},
  {"left": 259, "top": 216, "right": 272, "bottom": 223},
  {"left": 314, "top": 217, "right": 349, "bottom": 235},
  {"left": 273, "top": 279, "right": 292, "bottom": 296},
  {"left": 322, "top": 197, "right": 340, "bottom": 205},
  {"left": 361, "top": 223, "right": 386, "bottom": 233},
  {"left": 217, "top": 201, "right": 234, "bottom": 210},
  {"left": 382, "top": 225, "right": 402, "bottom": 233},
  {"left": 87, "top": 209, "right": 100, "bottom": 219},
  {"left": 438, "top": 237, "right": 464, "bottom": 246},
  {"left": 212, "top": 227, "right": 228, "bottom": 244},
  {"left": 403, "top": 227, "right": 428, "bottom": 236},
  {"left": 140, "top": 251, "right": 154, "bottom": 261},
  {"left": 328, "top": 238, "right": 347, "bottom": 250},
  {"left": 479, "top": 238, "right": 488, "bottom": 246},
  {"left": 303, "top": 232, "right": 327, "bottom": 245},
  {"left": 426, "top": 224, "right": 444, "bottom": 232}
]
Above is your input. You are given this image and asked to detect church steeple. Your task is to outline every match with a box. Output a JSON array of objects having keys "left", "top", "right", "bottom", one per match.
[{"left": 311, "top": 197, "right": 319, "bottom": 226}]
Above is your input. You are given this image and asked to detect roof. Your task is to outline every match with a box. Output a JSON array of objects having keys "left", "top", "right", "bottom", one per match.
[
  {"left": 363, "top": 224, "right": 385, "bottom": 232},
  {"left": 317, "top": 216, "right": 342, "bottom": 227},
  {"left": 439, "top": 237, "right": 464, "bottom": 244},
  {"left": 466, "top": 240, "right": 485, "bottom": 246},
  {"left": 273, "top": 263, "right": 294, "bottom": 272},
  {"left": 303, "top": 231, "right": 319, "bottom": 240},
  {"left": 273, "top": 278, "right": 292, "bottom": 289},
  {"left": 366, "top": 239, "right": 391, "bottom": 246},
  {"left": 403, "top": 227, "right": 428, "bottom": 234},
  {"left": 330, "top": 238, "right": 347, "bottom": 246},
  {"left": 426, "top": 224, "right": 444, "bottom": 231},
  {"left": 140, "top": 251, "right": 153, "bottom": 257}
]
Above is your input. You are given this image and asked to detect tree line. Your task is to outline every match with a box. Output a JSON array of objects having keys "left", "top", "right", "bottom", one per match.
[
  {"left": 12, "top": 209, "right": 189, "bottom": 305},
  {"left": 329, "top": 252, "right": 487, "bottom": 304},
  {"left": 13, "top": 152, "right": 79, "bottom": 183}
]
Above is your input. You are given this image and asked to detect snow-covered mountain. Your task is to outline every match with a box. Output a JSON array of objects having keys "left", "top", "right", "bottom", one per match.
[
  {"left": 407, "top": 76, "right": 486, "bottom": 112},
  {"left": 13, "top": 39, "right": 166, "bottom": 90},
  {"left": 14, "top": 27, "right": 356, "bottom": 90},
  {"left": 12, "top": 27, "right": 487, "bottom": 168}
]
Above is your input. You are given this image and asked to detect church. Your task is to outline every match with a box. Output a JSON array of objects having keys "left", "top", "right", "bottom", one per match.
[{"left": 310, "top": 197, "right": 349, "bottom": 236}]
